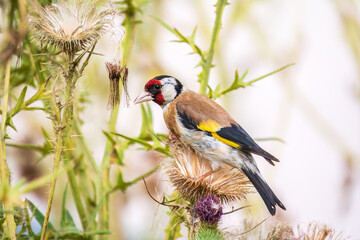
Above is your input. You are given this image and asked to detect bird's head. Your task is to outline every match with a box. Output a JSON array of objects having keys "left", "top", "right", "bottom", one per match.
[{"left": 134, "top": 75, "right": 184, "bottom": 107}]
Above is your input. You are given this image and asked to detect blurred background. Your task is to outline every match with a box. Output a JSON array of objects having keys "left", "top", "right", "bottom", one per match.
[{"left": 6, "top": 0, "right": 360, "bottom": 239}]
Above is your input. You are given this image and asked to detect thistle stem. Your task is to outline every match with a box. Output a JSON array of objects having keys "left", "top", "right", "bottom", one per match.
[
  {"left": 73, "top": 118, "right": 100, "bottom": 176},
  {"left": 65, "top": 151, "right": 89, "bottom": 230},
  {"left": 0, "top": 61, "right": 17, "bottom": 240},
  {"left": 41, "top": 58, "right": 77, "bottom": 239},
  {"left": 40, "top": 128, "right": 63, "bottom": 240},
  {"left": 199, "top": 0, "right": 227, "bottom": 95},
  {"left": 99, "top": 105, "right": 119, "bottom": 236},
  {"left": 98, "top": 1, "right": 137, "bottom": 237}
]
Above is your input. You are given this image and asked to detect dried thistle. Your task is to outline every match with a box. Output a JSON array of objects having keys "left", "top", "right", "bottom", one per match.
[
  {"left": 28, "top": 0, "right": 112, "bottom": 56},
  {"left": 164, "top": 133, "right": 253, "bottom": 203},
  {"left": 265, "top": 223, "right": 294, "bottom": 240},
  {"left": 233, "top": 221, "right": 347, "bottom": 240},
  {"left": 298, "top": 222, "right": 347, "bottom": 240},
  {"left": 105, "top": 61, "right": 129, "bottom": 109}
]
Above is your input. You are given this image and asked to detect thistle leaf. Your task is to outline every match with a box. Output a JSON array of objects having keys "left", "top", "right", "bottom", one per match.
[{"left": 27, "top": 199, "right": 55, "bottom": 231}]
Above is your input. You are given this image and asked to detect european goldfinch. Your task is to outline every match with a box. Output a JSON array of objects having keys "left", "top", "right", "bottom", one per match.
[{"left": 134, "top": 75, "right": 286, "bottom": 215}]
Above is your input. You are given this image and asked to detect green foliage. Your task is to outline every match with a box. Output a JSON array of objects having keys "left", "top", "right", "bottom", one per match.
[
  {"left": 208, "top": 63, "right": 295, "bottom": 100},
  {"left": 195, "top": 226, "right": 225, "bottom": 240},
  {"left": 18, "top": 199, "right": 111, "bottom": 239},
  {"left": 153, "top": 3, "right": 294, "bottom": 100},
  {"left": 152, "top": 0, "right": 229, "bottom": 95},
  {"left": 164, "top": 193, "right": 187, "bottom": 240}
]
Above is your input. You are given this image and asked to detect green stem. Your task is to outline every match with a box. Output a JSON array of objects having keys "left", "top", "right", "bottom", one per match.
[
  {"left": 1, "top": 63, "right": 10, "bottom": 133},
  {"left": 0, "top": 61, "right": 17, "bottom": 240},
  {"left": 199, "top": 0, "right": 228, "bottom": 95},
  {"left": 122, "top": 0, "right": 137, "bottom": 66},
  {"left": 73, "top": 118, "right": 100, "bottom": 175},
  {"left": 40, "top": 129, "right": 63, "bottom": 240},
  {"left": 63, "top": 62, "right": 92, "bottom": 231},
  {"left": 64, "top": 151, "right": 89, "bottom": 230},
  {"left": 41, "top": 57, "right": 77, "bottom": 239},
  {"left": 99, "top": 105, "right": 119, "bottom": 236},
  {"left": 72, "top": 117, "right": 100, "bottom": 230},
  {"left": 98, "top": 1, "right": 137, "bottom": 237},
  {"left": 121, "top": 166, "right": 159, "bottom": 190}
]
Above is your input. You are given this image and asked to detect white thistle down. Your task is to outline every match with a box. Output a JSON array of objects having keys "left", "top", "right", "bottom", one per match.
[{"left": 28, "top": 0, "right": 113, "bottom": 55}]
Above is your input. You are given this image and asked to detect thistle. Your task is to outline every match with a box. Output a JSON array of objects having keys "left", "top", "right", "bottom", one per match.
[
  {"left": 299, "top": 222, "right": 346, "bottom": 240},
  {"left": 164, "top": 133, "right": 253, "bottom": 203},
  {"left": 194, "top": 195, "right": 223, "bottom": 226},
  {"left": 28, "top": 0, "right": 112, "bottom": 57},
  {"left": 105, "top": 61, "right": 129, "bottom": 109}
]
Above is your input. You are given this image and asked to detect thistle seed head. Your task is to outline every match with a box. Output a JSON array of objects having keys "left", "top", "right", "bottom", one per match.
[
  {"left": 163, "top": 133, "right": 254, "bottom": 203},
  {"left": 298, "top": 222, "right": 346, "bottom": 240},
  {"left": 28, "top": 0, "right": 113, "bottom": 55},
  {"left": 105, "top": 61, "right": 129, "bottom": 109}
]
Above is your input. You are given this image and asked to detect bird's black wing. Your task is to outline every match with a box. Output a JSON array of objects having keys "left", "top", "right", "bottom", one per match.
[
  {"left": 176, "top": 103, "right": 279, "bottom": 165},
  {"left": 216, "top": 123, "right": 279, "bottom": 165}
]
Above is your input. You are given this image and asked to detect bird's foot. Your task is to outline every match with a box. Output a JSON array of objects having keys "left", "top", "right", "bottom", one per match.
[{"left": 197, "top": 170, "right": 216, "bottom": 181}]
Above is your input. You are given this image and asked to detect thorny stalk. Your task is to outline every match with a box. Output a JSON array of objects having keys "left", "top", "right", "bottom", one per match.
[
  {"left": 41, "top": 56, "right": 75, "bottom": 240},
  {"left": 41, "top": 52, "right": 85, "bottom": 238},
  {"left": 99, "top": 1, "right": 137, "bottom": 237},
  {"left": 199, "top": 0, "right": 228, "bottom": 95},
  {"left": 0, "top": 61, "right": 17, "bottom": 239}
]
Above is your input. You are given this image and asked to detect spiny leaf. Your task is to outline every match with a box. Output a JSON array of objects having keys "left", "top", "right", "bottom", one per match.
[
  {"left": 60, "top": 184, "right": 77, "bottom": 229},
  {"left": 84, "top": 230, "right": 111, "bottom": 237},
  {"left": 113, "top": 169, "right": 130, "bottom": 192},
  {"left": 5, "top": 116, "right": 17, "bottom": 132},
  {"left": 27, "top": 199, "right": 55, "bottom": 231},
  {"left": 6, "top": 137, "right": 53, "bottom": 156},
  {"left": 113, "top": 141, "right": 128, "bottom": 166},
  {"left": 217, "top": 63, "right": 295, "bottom": 98},
  {"left": 215, "top": 69, "right": 248, "bottom": 98},
  {"left": 139, "top": 103, "right": 153, "bottom": 139},
  {"left": 102, "top": 130, "right": 116, "bottom": 144},
  {"left": 12, "top": 86, "right": 27, "bottom": 114},
  {"left": 111, "top": 132, "right": 152, "bottom": 149},
  {"left": 150, "top": 15, "right": 205, "bottom": 60}
]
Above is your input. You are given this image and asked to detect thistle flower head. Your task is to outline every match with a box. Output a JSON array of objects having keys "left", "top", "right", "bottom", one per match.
[
  {"left": 194, "top": 195, "right": 223, "bottom": 226},
  {"left": 164, "top": 134, "right": 254, "bottom": 203},
  {"left": 28, "top": 0, "right": 112, "bottom": 56}
]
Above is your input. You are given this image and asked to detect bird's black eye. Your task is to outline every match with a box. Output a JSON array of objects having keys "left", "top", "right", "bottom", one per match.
[{"left": 155, "top": 84, "right": 161, "bottom": 89}]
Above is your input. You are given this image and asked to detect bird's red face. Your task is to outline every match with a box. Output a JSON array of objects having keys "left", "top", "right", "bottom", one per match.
[
  {"left": 134, "top": 79, "right": 165, "bottom": 106},
  {"left": 134, "top": 75, "right": 183, "bottom": 107}
]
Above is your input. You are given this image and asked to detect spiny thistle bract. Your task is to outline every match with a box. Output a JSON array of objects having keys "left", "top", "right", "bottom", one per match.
[
  {"left": 164, "top": 133, "right": 254, "bottom": 203},
  {"left": 28, "top": 0, "right": 112, "bottom": 56}
]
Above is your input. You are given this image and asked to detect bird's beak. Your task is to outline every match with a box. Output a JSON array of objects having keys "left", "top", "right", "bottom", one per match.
[{"left": 134, "top": 90, "right": 153, "bottom": 104}]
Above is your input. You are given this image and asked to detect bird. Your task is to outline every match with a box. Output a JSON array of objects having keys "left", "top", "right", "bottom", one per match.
[{"left": 134, "top": 75, "right": 286, "bottom": 215}]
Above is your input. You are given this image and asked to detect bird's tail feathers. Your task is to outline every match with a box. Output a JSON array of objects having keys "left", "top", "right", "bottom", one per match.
[
  {"left": 241, "top": 168, "right": 286, "bottom": 215},
  {"left": 258, "top": 148, "right": 279, "bottom": 166}
]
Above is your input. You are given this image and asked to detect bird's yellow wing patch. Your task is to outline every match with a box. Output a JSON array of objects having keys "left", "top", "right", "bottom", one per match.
[
  {"left": 197, "top": 120, "right": 222, "bottom": 132},
  {"left": 212, "top": 132, "right": 240, "bottom": 148},
  {"left": 197, "top": 120, "right": 240, "bottom": 148}
]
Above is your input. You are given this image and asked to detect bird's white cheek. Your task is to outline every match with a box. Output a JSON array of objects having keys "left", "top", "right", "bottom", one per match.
[{"left": 161, "top": 86, "right": 177, "bottom": 103}]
